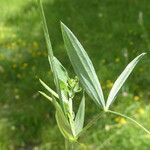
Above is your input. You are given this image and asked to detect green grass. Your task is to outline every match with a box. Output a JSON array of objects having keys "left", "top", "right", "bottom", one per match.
[{"left": 0, "top": 0, "right": 150, "bottom": 149}]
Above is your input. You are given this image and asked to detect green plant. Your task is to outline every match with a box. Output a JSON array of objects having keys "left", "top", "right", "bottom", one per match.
[{"left": 38, "top": 0, "right": 150, "bottom": 149}]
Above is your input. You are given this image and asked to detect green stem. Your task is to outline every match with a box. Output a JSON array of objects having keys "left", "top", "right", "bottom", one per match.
[
  {"left": 107, "top": 110, "right": 150, "bottom": 134},
  {"left": 65, "top": 139, "right": 75, "bottom": 150}
]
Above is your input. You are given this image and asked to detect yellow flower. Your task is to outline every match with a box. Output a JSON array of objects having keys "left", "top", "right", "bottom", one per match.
[
  {"left": 22, "top": 63, "right": 28, "bottom": 69},
  {"left": 115, "top": 117, "right": 127, "bottom": 125},
  {"left": 115, "top": 58, "right": 120, "bottom": 63},
  {"left": 12, "top": 64, "right": 17, "bottom": 69},
  {"left": 106, "top": 80, "right": 113, "bottom": 89},
  {"left": 138, "top": 108, "right": 145, "bottom": 115},
  {"left": 144, "top": 134, "right": 150, "bottom": 138},
  {"left": 134, "top": 96, "right": 140, "bottom": 101},
  {"left": 32, "top": 41, "right": 39, "bottom": 49}
]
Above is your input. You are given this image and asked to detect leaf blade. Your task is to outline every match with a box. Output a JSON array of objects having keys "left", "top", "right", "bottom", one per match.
[
  {"left": 74, "top": 92, "right": 85, "bottom": 136},
  {"left": 38, "top": 1, "right": 64, "bottom": 109},
  {"left": 39, "top": 79, "right": 59, "bottom": 98},
  {"left": 61, "top": 22, "right": 105, "bottom": 108},
  {"left": 106, "top": 53, "right": 146, "bottom": 109},
  {"left": 39, "top": 91, "right": 75, "bottom": 141}
]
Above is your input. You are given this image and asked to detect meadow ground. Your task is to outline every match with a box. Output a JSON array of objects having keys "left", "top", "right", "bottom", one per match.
[{"left": 0, "top": 0, "right": 150, "bottom": 149}]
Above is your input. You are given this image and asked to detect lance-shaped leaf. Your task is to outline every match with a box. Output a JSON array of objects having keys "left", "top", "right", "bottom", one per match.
[
  {"left": 53, "top": 57, "right": 69, "bottom": 83},
  {"left": 106, "top": 53, "right": 146, "bottom": 110},
  {"left": 38, "top": 1, "right": 64, "bottom": 109},
  {"left": 61, "top": 22, "right": 105, "bottom": 108},
  {"left": 39, "top": 91, "right": 75, "bottom": 141},
  {"left": 74, "top": 93, "right": 85, "bottom": 136},
  {"left": 55, "top": 104, "right": 76, "bottom": 141},
  {"left": 53, "top": 57, "right": 70, "bottom": 103},
  {"left": 39, "top": 79, "right": 59, "bottom": 98}
]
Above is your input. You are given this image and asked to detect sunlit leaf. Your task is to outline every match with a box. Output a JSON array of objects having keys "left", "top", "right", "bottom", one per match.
[
  {"left": 53, "top": 57, "right": 69, "bottom": 83},
  {"left": 38, "top": 1, "right": 64, "bottom": 109},
  {"left": 61, "top": 22, "right": 105, "bottom": 108},
  {"left": 55, "top": 102, "right": 75, "bottom": 141},
  {"left": 74, "top": 92, "right": 85, "bottom": 136},
  {"left": 39, "top": 91, "right": 53, "bottom": 102},
  {"left": 53, "top": 57, "right": 70, "bottom": 103},
  {"left": 39, "top": 79, "right": 59, "bottom": 98},
  {"left": 39, "top": 91, "right": 75, "bottom": 141},
  {"left": 106, "top": 53, "right": 146, "bottom": 110}
]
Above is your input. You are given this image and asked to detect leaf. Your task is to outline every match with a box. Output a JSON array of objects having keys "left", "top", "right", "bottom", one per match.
[
  {"left": 39, "top": 79, "right": 59, "bottom": 98},
  {"left": 38, "top": 1, "right": 63, "bottom": 109},
  {"left": 53, "top": 57, "right": 69, "bottom": 83},
  {"left": 55, "top": 104, "right": 76, "bottom": 141},
  {"left": 74, "top": 92, "right": 85, "bottom": 136},
  {"left": 61, "top": 22, "right": 105, "bottom": 108},
  {"left": 106, "top": 53, "right": 146, "bottom": 110},
  {"left": 39, "top": 91, "right": 75, "bottom": 141},
  {"left": 39, "top": 91, "right": 53, "bottom": 102}
]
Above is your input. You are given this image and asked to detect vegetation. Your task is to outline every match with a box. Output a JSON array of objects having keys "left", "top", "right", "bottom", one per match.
[{"left": 0, "top": 0, "right": 150, "bottom": 149}]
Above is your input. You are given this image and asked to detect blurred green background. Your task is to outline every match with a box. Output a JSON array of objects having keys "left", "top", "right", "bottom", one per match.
[{"left": 0, "top": 0, "right": 150, "bottom": 149}]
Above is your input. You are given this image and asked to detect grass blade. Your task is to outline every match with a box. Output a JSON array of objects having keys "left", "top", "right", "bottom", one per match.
[
  {"left": 106, "top": 53, "right": 146, "bottom": 110},
  {"left": 61, "top": 22, "right": 105, "bottom": 108}
]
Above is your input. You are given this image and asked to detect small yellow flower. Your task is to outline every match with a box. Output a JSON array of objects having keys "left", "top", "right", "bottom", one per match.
[
  {"left": 12, "top": 64, "right": 17, "bottom": 69},
  {"left": 22, "top": 63, "right": 28, "bottom": 69},
  {"left": 106, "top": 80, "right": 113, "bottom": 89},
  {"left": 144, "top": 134, "right": 150, "bottom": 138},
  {"left": 115, "top": 117, "right": 127, "bottom": 125},
  {"left": 32, "top": 41, "right": 39, "bottom": 49},
  {"left": 115, "top": 58, "right": 120, "bottom": 63},
  {"left": 138, "top": 108, "right": 145, "bottom": 115},
  {"left": 134, "top": 96, "right": 140, "bottom": 101},
  {"left": 119, "top": 118, "right": 127, "bottom": 125}
]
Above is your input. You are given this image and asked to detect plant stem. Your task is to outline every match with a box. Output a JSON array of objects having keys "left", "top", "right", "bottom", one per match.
[
  {"left": 107, "top": 110, "right": 150, "bottom": 134},
  {"left": 65, "top": 139, "right": 75, "bottom": 150}
]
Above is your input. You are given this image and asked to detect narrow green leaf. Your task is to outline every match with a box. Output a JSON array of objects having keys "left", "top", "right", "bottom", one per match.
[
  {"left": 61, "top": 22, "right": 105, "bottom": 108},
  {"left": 74, "top": 92, "right": 85, "bottom": 136},
  {"left": 106, "top": 53, "right": 146, "bottom": 110},
  {"left": 39, "top": 79, "right": 59, "bottom": 98},
  {"left": 53, "top": 57, "right": 69, "bottom": 83},
  {"left": 38, "top": 1, "right": 64, "bottom": 109},
  {"left": 55, "top": 105, "right": 75, "bottom": 141},
  {"left": 39, "top": 91, "right": 53, "bottom": 102},
  {"left": 53, "top": 57, "right": 70, "bottom": 103},
  {"left": 39, "top": 91, "right": 75, "bottom": 141}
]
